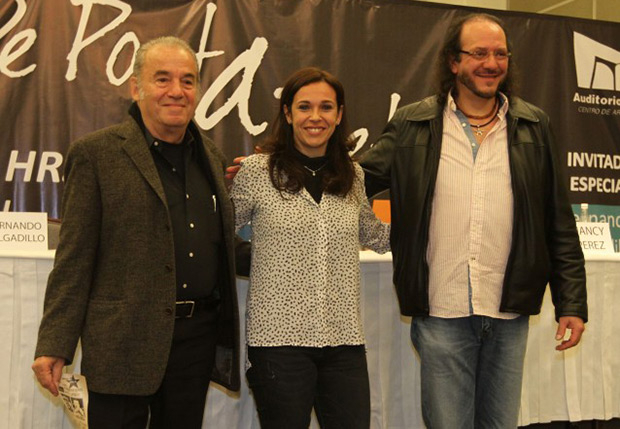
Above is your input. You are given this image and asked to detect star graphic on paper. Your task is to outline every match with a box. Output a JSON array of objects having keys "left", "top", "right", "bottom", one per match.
[{"left": 68, "top": 375, "right": 80, "bottom": 389}]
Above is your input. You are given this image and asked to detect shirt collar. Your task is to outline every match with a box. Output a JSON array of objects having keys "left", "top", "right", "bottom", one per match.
[
  {"left": 447, "top": 91, "right": 510, "bottom": 120},
  {"left": 128, "top": 101, "right": 196, "bottom": 149}
]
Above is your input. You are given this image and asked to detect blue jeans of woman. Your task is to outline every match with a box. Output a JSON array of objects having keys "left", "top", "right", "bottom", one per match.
[{"left": 410, "top": 315, "right": 529, "bottom": 429}]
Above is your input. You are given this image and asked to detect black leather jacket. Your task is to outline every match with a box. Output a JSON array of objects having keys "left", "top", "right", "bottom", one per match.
[{"left": 361, "top": 95, "right": 587, "bottom": 321}]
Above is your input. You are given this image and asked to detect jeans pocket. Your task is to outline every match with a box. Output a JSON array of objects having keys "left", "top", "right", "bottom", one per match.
[
  {"left": 246, "top": 352, "right": 276, "bottom": 389},
  {"left": 410, "top": 317, "right": 419, "bottom": 347}
]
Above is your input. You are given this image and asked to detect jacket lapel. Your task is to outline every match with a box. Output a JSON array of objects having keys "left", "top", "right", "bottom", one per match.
[{"left": 117, "top": 119, "right": 168, "bottom": 206}]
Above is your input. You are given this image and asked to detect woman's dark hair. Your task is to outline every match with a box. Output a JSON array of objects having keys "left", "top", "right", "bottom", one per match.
[
  {"left": 260, "top": 67, "right": 356, "bottom": 197},
  {"left": 435, "top": 13, "right": 518, "bottom": 106}
]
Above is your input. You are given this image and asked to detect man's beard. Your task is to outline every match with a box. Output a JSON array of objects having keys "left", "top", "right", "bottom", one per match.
[{"left": 457, "top": 71, "right": 505, "bottom": 99}]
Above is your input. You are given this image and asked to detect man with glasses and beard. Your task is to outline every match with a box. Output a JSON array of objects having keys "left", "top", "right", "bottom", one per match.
[{"left": 361, "top": 13, "right": 587, "bottom": 428}]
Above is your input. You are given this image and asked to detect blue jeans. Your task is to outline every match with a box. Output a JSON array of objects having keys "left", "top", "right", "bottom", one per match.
[
  {"left": 410, "top": 315, "right": 529, "bottom": 429},
  {"left": 246, "top": 345, "right": 370, "bottom": 429}
]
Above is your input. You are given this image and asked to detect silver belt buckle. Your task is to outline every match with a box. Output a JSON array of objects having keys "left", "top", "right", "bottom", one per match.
[{"left": 176, "top": 300, "right": 195, "bottom": 318}]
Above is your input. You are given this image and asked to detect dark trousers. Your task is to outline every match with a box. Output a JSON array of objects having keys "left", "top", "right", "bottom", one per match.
[
  {"left": 246, "top": 345, "right": 371, "bottom": 429},
  {"left": 88, "top": 306, "right": 219, "bottom": 429}
]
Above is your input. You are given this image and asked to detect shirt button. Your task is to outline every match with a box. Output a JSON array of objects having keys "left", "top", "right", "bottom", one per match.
[
  {"left": 186, "top": 194, "right": 190, "bottom": 199},
  {"left": 189, "top": 223, "right": 195, "bottom": 228},
  {"left": 154, "top": 141, "right": 159, "bottom": 147},
  {"left": 462, "top": 123, "right": 467, "bottom": 127},
  {"left": 172, "top": 168, "right": 176, "bottom": 172},
  {"left": 165, "top": 307, "right": 173, "bottom": 316},
  {"left": 189, "top": 252, "right": 194, "bottom": 258},
  {"left": 182, "top": 283, "right": 188, "bottom": 289}
]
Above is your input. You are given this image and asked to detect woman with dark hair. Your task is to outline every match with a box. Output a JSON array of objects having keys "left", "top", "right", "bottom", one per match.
[{"left": 230, "top": 67, "right": 390, "bottom": 428}]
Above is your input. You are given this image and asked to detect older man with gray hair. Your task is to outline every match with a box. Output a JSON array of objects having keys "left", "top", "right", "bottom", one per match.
[{"left": 32, "top": 36, "right": 247, "bottom": 428}]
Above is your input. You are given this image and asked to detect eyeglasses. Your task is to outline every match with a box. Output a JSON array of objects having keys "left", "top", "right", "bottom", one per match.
[{"left": 459, "top": 49, "right": 512, "bottom": 62}]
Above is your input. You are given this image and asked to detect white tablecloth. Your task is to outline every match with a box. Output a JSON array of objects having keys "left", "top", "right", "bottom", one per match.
[{"left": 1, "top": 250, "right": 618, "bottom": 428}]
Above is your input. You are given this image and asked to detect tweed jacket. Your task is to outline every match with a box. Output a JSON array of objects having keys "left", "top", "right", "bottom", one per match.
[{"left": 34, "top": 114, "right": 241, "bottom": 394}]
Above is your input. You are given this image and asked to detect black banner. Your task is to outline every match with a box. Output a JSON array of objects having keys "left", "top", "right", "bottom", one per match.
[{"left": 1, "top": 0, "right": 619, "bottom": 247}]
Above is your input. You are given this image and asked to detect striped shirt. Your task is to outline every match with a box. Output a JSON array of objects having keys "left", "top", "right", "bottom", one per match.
[{"left": 426, "top": 93, "right": 518, "bottom": 319}]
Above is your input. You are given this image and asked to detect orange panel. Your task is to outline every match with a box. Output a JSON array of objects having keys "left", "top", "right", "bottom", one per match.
[{"left": 372, "top": 199, "right": 391, "bottom": 223}]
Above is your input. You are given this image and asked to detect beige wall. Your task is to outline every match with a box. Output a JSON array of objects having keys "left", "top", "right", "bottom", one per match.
[
  {"left": 416, "top": 0, "right": 508, "bottom": 9},
  {"left": 509, "top": 0, "right": 620, "bottom": 23},
  {"left": 416, "top": 0, "right": 620, "bottom": 23}
]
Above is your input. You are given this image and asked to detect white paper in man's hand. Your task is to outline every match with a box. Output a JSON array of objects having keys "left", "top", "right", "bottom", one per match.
[{"left": 58, "top": 373, "right": 88, "bottom": 428}]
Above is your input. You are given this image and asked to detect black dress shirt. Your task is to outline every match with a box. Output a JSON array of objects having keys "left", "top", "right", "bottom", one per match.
[{"left": 129, "top": 104, "right": 223, "bottom": 301}]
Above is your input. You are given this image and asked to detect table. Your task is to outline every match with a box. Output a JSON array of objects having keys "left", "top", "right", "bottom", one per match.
[
  {"left": 1, "top": 250, "right": 618, "bottom": 428},
  {"left": 519, "top": 253, "right": 620, "bottom": 425}
]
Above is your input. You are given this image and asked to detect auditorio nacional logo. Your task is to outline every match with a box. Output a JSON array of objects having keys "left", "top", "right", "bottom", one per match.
[{"left": 572, "top": 32, "right": 620, "bottom": 112}]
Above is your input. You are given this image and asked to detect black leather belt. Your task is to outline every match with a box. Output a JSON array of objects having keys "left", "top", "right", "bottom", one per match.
[{"left": 175, "top": 296, "right": 220, "bottom": 319}]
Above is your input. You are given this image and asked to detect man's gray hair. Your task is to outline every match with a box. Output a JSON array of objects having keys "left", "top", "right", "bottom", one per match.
[{"left": 133, "top": 36, "right": 200, "bottom": 86}]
